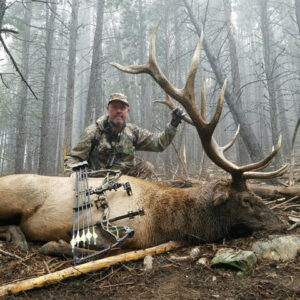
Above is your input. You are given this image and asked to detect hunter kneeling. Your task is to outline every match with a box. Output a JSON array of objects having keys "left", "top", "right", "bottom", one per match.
[{"left": 64, "top": 93, "right": 184, "bottom": 179}]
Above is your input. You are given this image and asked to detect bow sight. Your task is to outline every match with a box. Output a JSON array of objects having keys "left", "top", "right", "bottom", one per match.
[{"left": 91, "top": 180, "right": 132, "bottom": 197}]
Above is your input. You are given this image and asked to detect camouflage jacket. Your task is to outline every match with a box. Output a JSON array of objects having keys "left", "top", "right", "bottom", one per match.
[{"left": 64, "top": 115, "right": 177, "bottom": 174}]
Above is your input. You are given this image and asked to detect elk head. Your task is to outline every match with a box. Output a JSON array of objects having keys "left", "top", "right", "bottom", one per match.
[
  {"left": 111, "top": 21, "right": 288, "bottom": 235},
  {"left": 209, "top": 180, "right": 286, "bottom": 238}
]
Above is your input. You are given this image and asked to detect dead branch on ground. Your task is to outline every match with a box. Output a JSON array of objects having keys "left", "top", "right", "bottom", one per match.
[
  {"left": 0, "top": 241, "right": 182, "bottom": 297},
  {"left": 270, "top": 196, "right": 299, "bottom": 210},
  {"left": 0, "top": 248, "right": 22, "bottom": 260}
]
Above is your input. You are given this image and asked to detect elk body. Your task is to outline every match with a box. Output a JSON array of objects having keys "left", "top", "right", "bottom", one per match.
[
  {"left": 0, "top": 22, "right": 288, "bottom": 250},
  {"left": 0, "top": 174, "right": 286, "bottom": 250}
]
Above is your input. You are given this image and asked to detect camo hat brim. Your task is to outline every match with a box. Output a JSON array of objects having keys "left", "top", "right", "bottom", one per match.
[{"left": 108, "top": 93, "right": 129, "bottom": 106}]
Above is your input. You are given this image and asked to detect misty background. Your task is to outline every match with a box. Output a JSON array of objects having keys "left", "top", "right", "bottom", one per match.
[{"left": 0, "top": 0, "right": 299, "bottom": 179}]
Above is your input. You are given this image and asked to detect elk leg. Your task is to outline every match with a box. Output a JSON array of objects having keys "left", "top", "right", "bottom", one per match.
[
  {"left": 39, "top": 238, "right": 111, "bottom": 258},
  {"left": 39, "top": 241, "right": 98, "bottom": 258},
  {"left": 0, "top": 229, "right": 11, "bottom": 241},
  {"left": 0, "top": 225, "right": 28, "bottom": 251}
]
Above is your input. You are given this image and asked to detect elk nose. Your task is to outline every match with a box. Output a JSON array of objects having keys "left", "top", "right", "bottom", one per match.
[
  {"left": 279, "top": 220, "right": 288, "bottom": 232},
  {"left": 270, "top": 219, "right": 287, "bottom": 233}
]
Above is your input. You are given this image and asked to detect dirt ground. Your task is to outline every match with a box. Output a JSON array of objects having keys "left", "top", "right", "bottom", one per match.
[
  {"left": 0, "top": 179, "right": 299, "bottom": 300},
  {"left": 0, "top": 227, "right": 299, "bottom": 299}
]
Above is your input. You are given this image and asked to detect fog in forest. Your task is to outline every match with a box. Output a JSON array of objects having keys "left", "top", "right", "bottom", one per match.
[{"left": 0, "top": 0, "right": 299, "bottom": 178}]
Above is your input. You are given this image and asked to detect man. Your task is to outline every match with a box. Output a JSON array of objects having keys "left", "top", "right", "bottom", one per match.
[{"left": 64, "top": 93, "right": 184, "bottom": 179}]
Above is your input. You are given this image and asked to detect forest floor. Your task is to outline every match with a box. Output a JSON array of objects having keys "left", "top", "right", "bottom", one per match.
[{"left": 0, "top": 182, "right": 299, "bottom": 300}]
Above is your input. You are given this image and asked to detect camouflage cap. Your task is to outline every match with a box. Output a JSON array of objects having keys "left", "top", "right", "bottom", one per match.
[{"left": 108, "top": 93, "right": 129, "bottom": 106}]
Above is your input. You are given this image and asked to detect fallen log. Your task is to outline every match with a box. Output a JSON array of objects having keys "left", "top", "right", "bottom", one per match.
[
  {"left": 249, "top": 184, "right": 300, "bottom": 199},
  {"left": 0, "top": 240, "right": 182, "bottom": 297}
]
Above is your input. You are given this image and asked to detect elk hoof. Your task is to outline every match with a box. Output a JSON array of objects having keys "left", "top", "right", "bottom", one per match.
[{"left": 0, "top": 225, "right": 28, "bottom": 251}]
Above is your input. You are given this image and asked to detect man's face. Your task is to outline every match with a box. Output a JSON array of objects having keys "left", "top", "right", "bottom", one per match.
[{"left": 107, "top": 101, "right": 130, "bottom": 127}]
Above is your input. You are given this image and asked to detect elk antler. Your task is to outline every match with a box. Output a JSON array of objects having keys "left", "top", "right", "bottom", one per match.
[
  {"left": 110, "top": 21, "right": 289, "bottom": 186},
  {"left": 153, "top": 95, "right": 194, "bottom": 125}
]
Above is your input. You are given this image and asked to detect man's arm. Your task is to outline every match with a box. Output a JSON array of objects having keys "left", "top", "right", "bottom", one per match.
[
  {"left": 134, "top": 108, "right": 185, "bottom": 152},
  {"left": 64, "top": 124, "right": 97, "bottom": 175}
]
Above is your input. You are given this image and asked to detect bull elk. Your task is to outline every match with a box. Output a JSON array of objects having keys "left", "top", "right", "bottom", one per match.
[{"left": 0, "top": 22, "right": 288, "bottom": 252}]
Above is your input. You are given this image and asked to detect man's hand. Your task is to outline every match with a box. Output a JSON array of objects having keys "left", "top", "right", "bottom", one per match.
[
  {"left": 71, "top": 161, "right": 89, "bottom": 171},
  {"left": 171, "top": 107, "right": 185, "bottom": 127}
]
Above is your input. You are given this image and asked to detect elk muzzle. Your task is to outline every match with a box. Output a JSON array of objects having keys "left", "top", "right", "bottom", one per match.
[{"left": 230, "top": 192, "right": 287, "bottom": 234}]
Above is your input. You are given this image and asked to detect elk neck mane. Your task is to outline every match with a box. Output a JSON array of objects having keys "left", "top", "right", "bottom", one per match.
[{"left": 146, "top": 179, "right": 236, "bottom": 244}]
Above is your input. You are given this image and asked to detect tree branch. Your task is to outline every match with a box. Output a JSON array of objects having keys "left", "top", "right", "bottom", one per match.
[
  {"left": 0, "top": 28, "right": 18, "bottom": 34},
  {"left": 0, "top": 155, "right": 13, "bottom": 161},
  {"left": 0, "top": 34, "right": 38, "bottom": 100},
  {"left": 0, "top": 73, "right": 11, "bottom": 88}
]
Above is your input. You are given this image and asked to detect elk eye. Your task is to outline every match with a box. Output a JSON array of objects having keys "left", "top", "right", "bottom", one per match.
[{"left": 242, "top": 198, "right": 252, "bottom": 208}]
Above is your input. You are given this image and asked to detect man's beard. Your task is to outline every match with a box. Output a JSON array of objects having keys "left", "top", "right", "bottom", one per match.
[{"left": 110, "top": 117, "right": 125, "bottom": 127}]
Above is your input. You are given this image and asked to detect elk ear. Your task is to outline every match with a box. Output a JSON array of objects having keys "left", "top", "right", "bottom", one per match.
[{"left": 213, "top": 190, "right": 229, "bottom": 206}]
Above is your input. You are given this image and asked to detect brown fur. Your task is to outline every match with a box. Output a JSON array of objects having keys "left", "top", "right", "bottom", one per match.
[{"left": 0, "top": 174, "right": 285, "bottom": 249}]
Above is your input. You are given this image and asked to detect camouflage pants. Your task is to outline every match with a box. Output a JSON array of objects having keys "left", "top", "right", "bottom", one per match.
[{"left": 126, "top": 160, "right": 156, "bottom": 180}]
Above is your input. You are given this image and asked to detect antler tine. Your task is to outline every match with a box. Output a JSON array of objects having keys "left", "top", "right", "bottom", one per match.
[
  {"left": 200, "top": 76, "right": 207, "bottom": 121},
  {"left": 238, "top": 135, "right": 282, "bottom": 173},
  {"left": 111, "top": 20, "right": 184, "bottom": 105},
  {"left": 149, "top": 20, "right": 161, "bottom": 65},
  {"left": 221, "top": 125, "right": 240, "bottom": 152},
  {"left": 183, "top": 31, "right": 204, "bottom": 103},
  {"left": 243, "top": 164, "right": 289, "bottom": 180},
  {"left": 109, "top": 21, "right": 162, "bottom": 75},
  {"left": 154, "top": 94, "right": 176, "bottom": 110},
  {"left": 205, "top": 79, "right": 227, "bottom": 134},
  {"left": 154, "top": 95, "right": 194, "bottom": 125},
  {"left": 110, "top": 62, "right": 148, "bottom": 74}
]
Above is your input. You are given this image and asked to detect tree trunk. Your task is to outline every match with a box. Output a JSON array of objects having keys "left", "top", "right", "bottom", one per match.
[
  {"left": 276, "top": 84, "right": 291, "bottom": 156},
  {"left": 259, "top": 0, "right": 282, "bottom": 167},
  {"left": 48, "top": 75, "right": 61, "bottom": 175},
  {"left": 295, "top": 0, "right": 300, "bottom": 34},
  {"left": 109, "top": 16, "right": 135, "bottom": 122},
  {"left": 73, "top": 4, "right": 91, "bottom": 141},
  {"left": 223, "top": 0, "right": 248, "bottom": 165},
  {"left": 183, "top": 0, "right": 264, "bottom": 163},
  {"left": 50, "top": 4, "right": 68, "bottom": 175},
  {"left": 173, "top": 2, "right": 187, "bottom": 174},
  {"left": 14, "top": 0, "right": 32, "bottom": 173},
  {"left": 138, "top": 0, "right": 151, "bottom": 127},
  {"left": 163, "top": 1, "right": 172, "bottom": 177},
  {"left": 0, "top": 127, "right": 7, "bottom": 175},
  {"left": 38, "top": 2, "right": 56, "bottom": 175},
  {"left": 294, "top": 1, "right": 300, "bottom": 117},
  {"left": 55, "top": 80, "right": 66, "bottom": 174},
  {"left": 63, "top": 0, "right": 79, "bottom": 155},
  {"left": 0, "top": 0, "right": 6, "bottom": 29},
  {"left": 26, "top": 133, "right": 33, "bottom": 173},
  {"left": 85, "top": 0, "right": 105, "bottom": 127}
]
